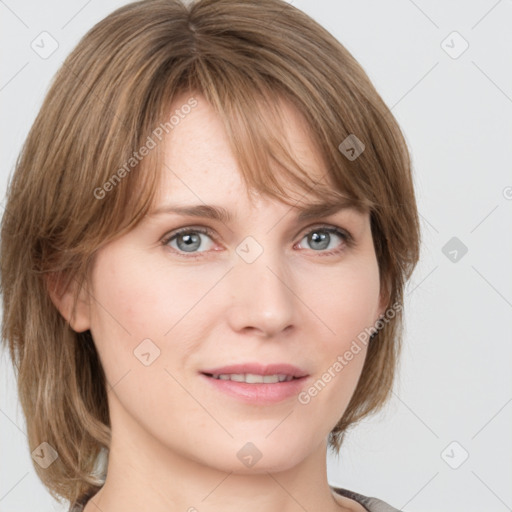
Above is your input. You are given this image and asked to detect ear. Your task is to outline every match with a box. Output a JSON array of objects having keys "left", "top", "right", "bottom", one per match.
[{"left": 46, "top": 271, "right": 91, "bottom": 333}]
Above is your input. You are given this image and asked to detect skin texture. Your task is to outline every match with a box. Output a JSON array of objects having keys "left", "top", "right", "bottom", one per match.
[{"left": 54, "top": 93, "right": 386, "bottom": 512}]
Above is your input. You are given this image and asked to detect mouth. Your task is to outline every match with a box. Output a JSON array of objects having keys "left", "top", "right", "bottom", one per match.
[{"left": 199, "top": 363, "right": 309, "bottom": 404}]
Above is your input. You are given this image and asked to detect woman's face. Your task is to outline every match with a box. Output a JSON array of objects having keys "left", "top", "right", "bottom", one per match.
[{"left": 77, "top": 93, "right": 386, "bottom": 473}]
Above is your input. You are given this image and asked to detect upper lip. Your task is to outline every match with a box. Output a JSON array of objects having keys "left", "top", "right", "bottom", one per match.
[{"left": 201, "top": 363, "right": 309, "bottom": 378}]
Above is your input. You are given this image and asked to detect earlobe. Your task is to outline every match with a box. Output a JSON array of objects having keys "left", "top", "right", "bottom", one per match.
[{"left": 46, "top": 272, "right": 91, "bottom": 333}]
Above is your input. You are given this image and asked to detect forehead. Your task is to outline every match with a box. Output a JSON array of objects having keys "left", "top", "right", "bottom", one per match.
[{"left": 155, "top": 92, "right": 328, "bottom": 206}]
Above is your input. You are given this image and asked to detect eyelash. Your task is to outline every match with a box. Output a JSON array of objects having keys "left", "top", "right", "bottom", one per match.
[{"left": 161, "top": 224, "right": 354, "bottom": 259}]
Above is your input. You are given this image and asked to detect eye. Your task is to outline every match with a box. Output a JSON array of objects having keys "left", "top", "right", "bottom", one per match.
[
  {"left": 162, "top": 227, "right": 216, "bottom": 256},
  {"left": 296, "top": 225, "right": 352, "bottom": 255},
  {"left": 161, "top": 224, "right": 353, "bottom": 258}
]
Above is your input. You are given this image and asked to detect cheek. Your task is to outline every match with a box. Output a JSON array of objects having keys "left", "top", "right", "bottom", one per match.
[
  {"left": 87, "top": 250, "right": 226, "bottom": 377},
  {"left": 86, "top": 248, "right": 162, "bottom": 377},
  {"left": 304, "top": 254, "right": 381, "bottom": 345},
  {"left": 295, "top": 255, "right": 379, "bottom": 419}
]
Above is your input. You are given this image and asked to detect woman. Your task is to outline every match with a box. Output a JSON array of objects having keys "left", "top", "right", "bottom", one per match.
[{"left": 0, "top": 1, "right": 421, "bottom": 511}]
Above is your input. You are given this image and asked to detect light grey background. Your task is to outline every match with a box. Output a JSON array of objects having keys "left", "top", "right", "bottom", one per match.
[{"left": 1, "top": 1, "right": 511, "bottom": 511}]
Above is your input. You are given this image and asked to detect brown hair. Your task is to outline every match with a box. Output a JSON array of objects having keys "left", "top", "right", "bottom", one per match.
[{"left": 0, "top": 0, "right": 421, "bottom": 506}]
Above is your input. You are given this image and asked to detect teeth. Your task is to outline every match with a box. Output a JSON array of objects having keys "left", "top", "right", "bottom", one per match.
[
  {"left": 246, "top": 373, "right": 266, "bottom": 383},
  {"left": 211, "top": 373, "right": 295, "bottom": 383}
]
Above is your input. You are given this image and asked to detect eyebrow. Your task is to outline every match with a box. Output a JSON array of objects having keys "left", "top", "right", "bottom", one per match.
[{"left": 148, "top": 199, "right": 364, "bottom": 223}]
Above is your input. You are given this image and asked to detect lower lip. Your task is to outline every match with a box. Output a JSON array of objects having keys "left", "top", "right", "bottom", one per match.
[{"left": 200, "top": 373, "right": 309, "bottom": 404}]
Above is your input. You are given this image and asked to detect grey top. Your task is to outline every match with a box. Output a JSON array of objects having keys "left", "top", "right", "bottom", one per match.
[
  {"left": 332, "top": 486, "right": 402, "bottom": 511},
  {"left": 69, "top": 486, "right": 402, "bottom": 512}
]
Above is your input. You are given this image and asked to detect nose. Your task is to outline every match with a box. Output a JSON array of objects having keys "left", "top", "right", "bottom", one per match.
[{"left": 225, "top": 245, "right": 297, "bottom": 338}]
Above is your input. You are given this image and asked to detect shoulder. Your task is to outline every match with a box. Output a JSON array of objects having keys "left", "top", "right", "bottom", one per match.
[{"left": 331, "top": 485, "right": 403, "bottom": 512}]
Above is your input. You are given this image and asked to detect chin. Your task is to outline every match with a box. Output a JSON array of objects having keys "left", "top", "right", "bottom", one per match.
[{"left": 187, "top": 434, "right": 317, "bottom": 475}]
